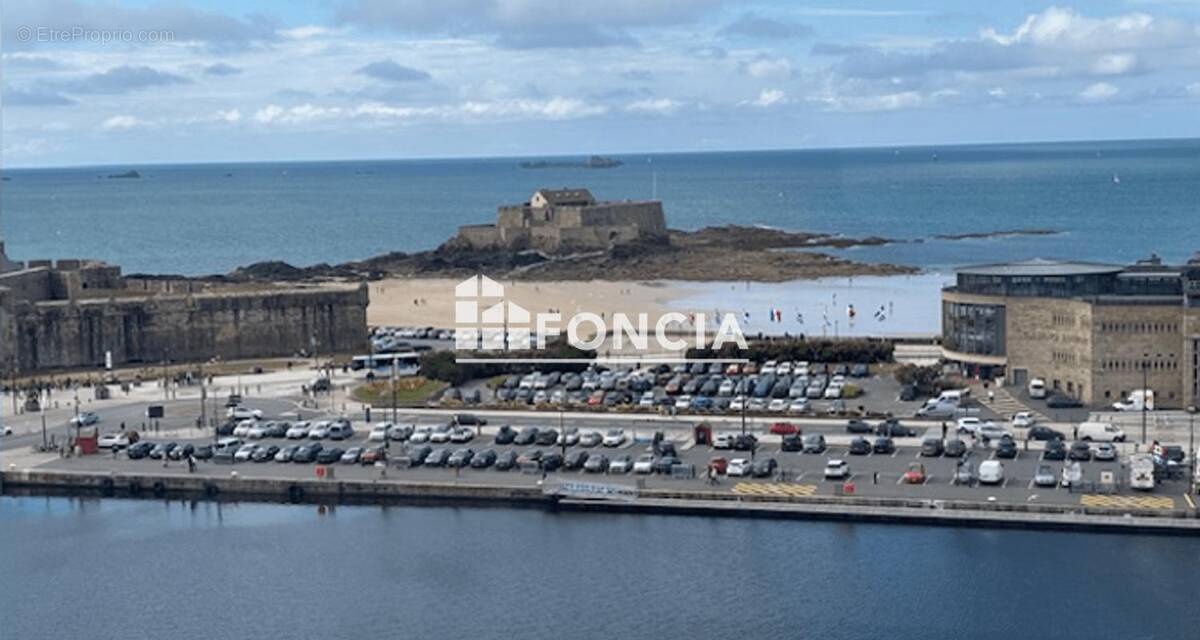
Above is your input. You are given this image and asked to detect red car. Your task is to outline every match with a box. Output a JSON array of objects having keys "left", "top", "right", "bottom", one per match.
[
  {"left": 769, "top": 422, "right": 799, "bottom": 435},
  {"left": 902, "top": 462, "right": 926, "bottom": 484}
]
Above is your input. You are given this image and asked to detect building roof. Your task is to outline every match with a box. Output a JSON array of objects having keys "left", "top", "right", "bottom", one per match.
[
  {"left": 956, "top": 258, "right": 1124, "bottom": 277},
  {"left": 533, "top": 188, "right": 595, "bottom": 206}
]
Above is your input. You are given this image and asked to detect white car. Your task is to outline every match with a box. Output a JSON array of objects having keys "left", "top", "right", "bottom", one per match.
[
  {"left": 718, "top": 380, "right": 735, "bottom": 396},
  {"left": 232, "top": 420, "right": 257, "bottom": 438},
  {"left": 450, "top": 427, "right": 475, "bottom": 443},
  {"left": 761, "top": 361, "right": 777, "bottom": 375},
  {"left": 978, "top": 424, "right": 1012, "bottom": 441},
  {"left": 285, "top": 422, "right": 311, "bottom": 439},
  {"left": 70, "top": 412, "right": 100, "bottom": 427},
  {"left": 602, "top": 429, "right": 626, "bottom": 447},
  {"left": 308, "top": 421, "right": 332, "bottom": 439},
  {"left": 233, "top": 444, "right": 257, "bottom": 462},
  {"left": 97, "top": 433, "right": 130, "bottom": 449},
  {"left": 409, "top": 427, "right": 432, "bottom": 444},
  {"left": 978, "top": 460, "right": 1005, "bottom": 485},
  {"left": 713, "top": 433, "right": 735, "bottom": 450},
  {"left": 430, "top": 426, "right": 453, "bottom": 443},
  {"left": 767, "top": 398, "right": 788, "bottom": 412},
  {"left": 729, "top": 396, "right": 746, "bottom": 411},
  {"left": 639, "top": 392, "right": 656, "bottom": 407},
  {"left": 788, "top": 398, "right": 810, "bottom": 413},
  {"left": 633, "top": 454, "right": 656, "bottom": 474},
  {"left": 776, "top": 361, "right": 792, "bottom": 376},
  {"left": 956, "top": 417, "right": 986, "bottom": 435},
  {"left": 1011, "top": 412, "right": 1037, "bottom": 428},
  {"left": 824, "top": 459, "right": 850, "bottom": 480},
  {"left": 727, "top": 458, "right": 752, "bottom": 477},
  {"left": 674, "top": 395, "right": 693, "bottom": 410},
  {"left": 368, "top": 422, "right": 393, "bottom": 442},
  {"left": 245, "top": 422, "right": 274, "bottom": 439},
  {"left": 227, "top": 407, "right": 263, "bottom": 421},
  {"left": 823, "top": 385, "right": 843, "bottom": 400}
]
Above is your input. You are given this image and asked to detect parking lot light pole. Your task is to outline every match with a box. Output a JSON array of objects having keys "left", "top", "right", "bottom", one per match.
[
  {"left": 1188, "top": 406, "right": 1196, "bottom": 495},
  {"left": 1141, "top": 355, "right": 1149, "bottom": 445}
]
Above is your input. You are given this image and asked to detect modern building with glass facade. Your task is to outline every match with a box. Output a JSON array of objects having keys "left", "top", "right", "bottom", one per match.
[{"left": 942, "top": 254, "right": 1200, "bottom": 409}]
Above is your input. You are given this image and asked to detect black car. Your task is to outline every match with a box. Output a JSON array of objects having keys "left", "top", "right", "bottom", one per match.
[
  {"left": 167, "top": 443, "right": 195, "bottom": 460},
  {"left": 469, "top": 449, "right": 497, "bottom": 469},
  {"left": 514, "top": 428, "right": 539, "bottom": 446},
  {"left": 193, "top": 444, "right": 214, "bottom": 460},
  {"left": 495, "top": 450, "right": 519, "bottom": 471},
  {"left": 1068, "top": 441, "right": 1092, "bottom": 461},
  {"left": 848, "top": 437, "right": 872, "bottom": 455},
  {"left": 732, "top": 434, "right": 758, "bottom": 451},
  {"left": 1042, "top": 439, "right": 1067, "bottom": 461},
  {"left": 564, "top": 450, "right": 590, "bottom": 470},
  {"left": 455, "top": 413, "right": 486, "bottom": 426},
  {"left": 651, "top": 456, "right": 680, "bottom": 474},
  {"left": 876, "top": 419, "right": 915, "bottom": 437},
  {"left": 315, "top": 447, "right": 344, "bottom": 464},
  {"left": 1027, "top": 426, "right": 1065, "bottom": 441},
  {"left": 899, "top": 384, "right": 918, "bottom": 402},
  {"left": 750, "top": 457, "right": 778, "bottom": 478},
  {"left": 846, "top": 419, "right": 872, "bottom": 434},
  {"left": 292, "top": 443, "right": 323, "bottom": 463},
  {"left": 252, "top": 445, "right": 280, "bottom": 462},
  {"left": 944, "top": 439, "right": 967, "bottom": 457},
  {"left": 995, "top": 436, "right": 1018, "bottom": 459},
  {"left": 407, "top": 445, "right": 433, "bottom": 466},
  {"left": 535, "top": 429, "right": 560, "bottom": 446},
  {"left": 920, "top": 437, "right": 944, "bottom": 457},
  {"left": 494, "top": 425, "right": 517, "bottom": 445},
  {"left": 583, "top": 454, "right": 609, "bottom": 473},
  {"left": 215, "top": 421, "right": 237, "bottom": 436},
  {"left": 872, "top": 436, "right": 895, "bottom": 454},
  {"left": 1046, "top": 394, "right": 1083, "bottom": 409},
  {"left": 424, "top": 448, "right": 451, "bottom": 467},
  {"left": 780, "top": 434, "right": 803, "bottom": 452},
  {"left": 540, "top": 452, "right": 564, "bottom": 472},
  {"left": 127, "top": 441, "right": 154, "bottom": 459},
  {"left": 148, "top": 442, "right": 177, "bottom": 460}
]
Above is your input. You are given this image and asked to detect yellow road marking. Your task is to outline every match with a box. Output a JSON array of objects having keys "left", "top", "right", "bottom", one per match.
[
  {"left": 1080, "top": 494, "right": 1176, "bottom": 510},
  {"left": 731, "top": 482, "right": 818, "bottom": 498}
]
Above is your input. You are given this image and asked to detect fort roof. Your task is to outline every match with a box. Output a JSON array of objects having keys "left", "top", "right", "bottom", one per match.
[{"left": 532, "top": 188, "right": 595, "bottom": 206}]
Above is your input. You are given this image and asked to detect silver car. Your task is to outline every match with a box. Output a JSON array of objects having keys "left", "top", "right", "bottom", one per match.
[{"left": 1034, "top": 464, "right": 1057, "bottom": 487}]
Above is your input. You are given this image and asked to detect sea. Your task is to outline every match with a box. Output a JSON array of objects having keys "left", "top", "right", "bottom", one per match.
[
  {"left": 0, "top": 496, "right": 1195, "bottom": 640},
  {"left": 3, "top": 138, "right": 1198, "bottom": 277}
]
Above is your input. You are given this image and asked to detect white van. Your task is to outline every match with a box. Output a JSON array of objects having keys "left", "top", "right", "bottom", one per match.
[
  {"left": 937, "top": 389, "right": 965, "bottom": 403},
  {"left": 1077, "top": 422, "right": 1126, "bottom": 442},
  {"left": 1028, "top": 378, "right": 1047, "bottom": 399},
  {"left": 1130, "top": 454, "right": 1156, "bottom": 490}
]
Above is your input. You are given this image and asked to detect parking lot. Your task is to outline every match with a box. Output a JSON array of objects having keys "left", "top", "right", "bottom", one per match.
[{"left": 43, "top": 412, "right": 1193, "bottom": 512}]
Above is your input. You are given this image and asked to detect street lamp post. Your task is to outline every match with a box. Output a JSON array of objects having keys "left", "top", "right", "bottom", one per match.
[
  {"left": 1188, "top": 406, "right": 1196, "bottom": 496},
  {"left": 1141, "top": 355, "right": 1149, "bottom": 445}
]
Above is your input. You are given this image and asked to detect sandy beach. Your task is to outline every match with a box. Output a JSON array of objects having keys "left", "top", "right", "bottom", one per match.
[
  {"left": 367, "top": 274, "right": 950, "bottom": 338},
  {"left": 368, "top": 278, "right": 694, "bottom": 329}
]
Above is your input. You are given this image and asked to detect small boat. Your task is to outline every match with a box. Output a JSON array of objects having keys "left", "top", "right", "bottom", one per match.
[{"left": 1112, "top": 173, "right": 1120, "bottom": 184}]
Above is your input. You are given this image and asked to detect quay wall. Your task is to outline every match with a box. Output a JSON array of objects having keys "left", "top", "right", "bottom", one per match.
[{"left": 4, "top": 469, "right": 1197, "bottom": 535}]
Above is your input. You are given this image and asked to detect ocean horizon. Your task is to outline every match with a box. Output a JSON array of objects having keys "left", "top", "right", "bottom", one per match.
[{"left": 3, "top": 136, "right": 1197, "bottom": 276}]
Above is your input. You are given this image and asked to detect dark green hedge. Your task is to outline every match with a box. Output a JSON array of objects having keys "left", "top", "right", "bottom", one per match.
[
  {"left": 687, "top": 337, "right": 893, "bottom": 364},
  {"left": 419, "top": 343, "right": 595, "bottom": 386}
]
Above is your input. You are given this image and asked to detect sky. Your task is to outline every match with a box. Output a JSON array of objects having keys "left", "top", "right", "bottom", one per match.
[{"left": 2, "top": 0, "right": 1200, "bottom": 167}]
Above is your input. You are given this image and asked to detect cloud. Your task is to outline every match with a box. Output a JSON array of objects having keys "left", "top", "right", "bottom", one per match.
[
  {"left": 216, "top": 109, "right": 241, "bottom": 123},
  {"left": 58, "top": 65, "right": 190, "bottom": 95},
  {"left": 810, "top": 43, "right": 867, "bottom": 56},
  {"left": 2, "top": 53, "right": 66, "bottom": 70},
  {"left": 745, "top": 88, "right": 787, "bottom": 108},
  {"left": 2, "top": 0, "right": 278, "bottom": 50},
  {"left": 251, "top": 96, "right": 609, "bottom": 126},
  {"left": 1079, "top": 81, "right": 1120, "bottom": 101},
  {"left": 100, "top": 115, "right": 145, "bottom": 131},
  {"left": 334, "top": 0, "right": 720, "bottom": 48},
  {"left": 355, "top": 59, "right": 433, "bottom": 82},
  {"left": 811, "top": 90, "right": 925, "bottom": 113},
  {"left": 4, "top": 86, "right": 76, "bottom": 106},
  {"left": 741, "top": 55, "right": 793, "bottom": 78},
  {"left": 625, "top": 98, "right": 682, "bottom": 114},
  {"left": 719, "top": 12, "right": 812, "bottom": 40},
  {"left": 204, "top": 63, "right": 243, "bottom": 76}
]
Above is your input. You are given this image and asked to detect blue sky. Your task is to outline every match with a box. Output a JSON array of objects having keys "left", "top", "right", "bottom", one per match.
[{"left": 3, "top": 0, "right": 1200, "bottom": 167}]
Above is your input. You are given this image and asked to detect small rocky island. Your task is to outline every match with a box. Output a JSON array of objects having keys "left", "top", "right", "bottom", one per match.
[
  {"left": 106, "top": 170, "right": 141, "bottom": 179},
  {"left": 519, "top": 156, "right": 623, "bottom": 169}
]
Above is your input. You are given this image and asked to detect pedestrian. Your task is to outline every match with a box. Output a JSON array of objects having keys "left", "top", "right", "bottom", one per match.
[
  {"left": 187, "top": 455, "right": 196, "bottom": 473},
  {"left": 162, "top": 454, "right": 169, "bottom": 468},
  {"left": 988, "top": 389, "right": 995, "bottom": 403},
  {"left": 872, "top": 471, "right": 878, "bottom": 485},
  {"left": 941, "top": 422, "right": 947, "bottom": 440}
]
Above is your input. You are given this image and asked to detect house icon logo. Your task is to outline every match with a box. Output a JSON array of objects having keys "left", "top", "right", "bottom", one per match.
[{"left": 454, "top": 275, "right": 530, "bottom": 351}]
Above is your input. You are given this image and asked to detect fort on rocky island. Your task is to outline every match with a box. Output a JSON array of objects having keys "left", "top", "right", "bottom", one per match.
[
  {"left": 0, "top": 240, "right": 367, "bottom": 374},
  {"left": 452, "top": 188, "right": 667, "bottom": 254}
]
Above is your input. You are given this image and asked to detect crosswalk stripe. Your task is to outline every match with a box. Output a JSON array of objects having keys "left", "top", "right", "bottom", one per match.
[
  {"left": 1080, "top": 494, "right": 1176, "bottom": 510},
  {"left": 731, "top": 482, "right": 818, "bottom": 497}
]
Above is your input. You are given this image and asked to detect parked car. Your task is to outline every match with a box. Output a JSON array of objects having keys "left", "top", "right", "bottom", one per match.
[
  {"left": 1068, "top": 441, "right": 1092, "bottom": 461},
  {"left": 315, "top": 447, "right": 345, "bottom": 464},
  {"left": 286, "top": 422, "right": 311, "bottom": 439},
  {"left": 469, "top": 449, "right": 497, "bottom": 469},
  {"left": 633, "top": 454, "right": 656, "bottom": 474},
  {"left": 872, "top": 436, "right": 895, "bottom": 454},
  {"left": 126, "top": 441, "right": 154, "bottom": 459},
  {"left": 1027, "top": 425, "right": 1064, "bottom": 441},
  {"left": 602, "top": 429, "right": 626, "bottom": 447},
  {"left": 98, "top": 432, "right": 132, "bottom": 450},
  {"left": 1094, "top": 442, "right": 1118, "bottom": 461},
  {"left": 292, "top": 443, "right": 323, "bottom": 463},
  {"left": 1046, "top": 394, "right": 1083, "bottom": 409},
  {"left": 943, "top": 439, "right": 967, "bottom": 457},
  {"left": 848, "top": 437, "right": 872, "bottom": 455},
  {"left": 423, "top": 448, "right": 451, "bottom": 467},
  {"left": 727, "top": 458, "right": 752, "bottom": 477},
  {"left": 580, "top": 431, "right": 603, "bottom": 448},
  {"left": 609, "top": 455, "right": 634, "bottom": 474},
  {"left": 495, "top": 450, "right": 519, "bottom": 471},
  {"left": 1042, "top": 439, "right": 1068, "bottom": 461},
  {"left": 901, "top": 462, "right": 926, "bottom": 484},
  {"left": 368, "top": 423, "right": 393, "bottom": 442},
  {"left": 780, "top": 434, "right": 803, "bottom": 452},
  {"left": 149, "top": 442, "right": 178, "bottom": 460},
  {"left": 167, "top": 443, "right": 195, "bottom": 460},
  {"left": 978, "top": 460, "right": 1004, "bottom": 485},
  {"left": 1011, "top": 412, "right": 1038, "bottom": 428},
  {"left": 920, "top": 437, "right": 944, "bottom": 457},
  {"left": 447, "top": 448, "right": 475, "bottom": 468},
  {"left": 583, "top": 454, "right": 609, "bottom": 473},
  {"left": 750, "top": 458, "right": 778, "bottom": 478},
  {"left": 1034, "top": 464, "right": 1057, "bottom": 487},
  {"left": 535, "top": 429, "right": 559, "bottom": 446},
  {"left": 801, "top": 434, "right": 826, "bottom": 454},
  {"left": 877, "top": 419, "right": 916, "bottom": 437},
  {"left": 995, "top": 436, "right": 1018, "bottom": 459},
  {"left": 564, "top": 450, "right": 590, "bottom": 470},
  {"left": 824, "top": 459, "right": 850, "bottom": 480},
  {"left": 846, "top": 419, "right": 872, "bottom": 434}
]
